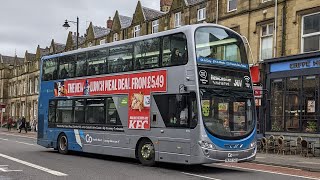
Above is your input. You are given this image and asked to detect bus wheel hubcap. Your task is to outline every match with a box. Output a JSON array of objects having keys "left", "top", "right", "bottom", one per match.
[
  {"left": 141, "top": 144, "right": 153, "bottom": 160},
  {"left": 60, "top": 136, "right": 67, "bottom": 151}
]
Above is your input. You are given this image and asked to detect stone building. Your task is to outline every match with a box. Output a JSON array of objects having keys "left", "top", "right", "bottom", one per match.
[
  {"left": 7, "top": 49, "right": 42, "bottom": 122},
  {"left": 0, "top": 54, "right": 24, "bottom": 125},
  {"left": 1, "top": 0, "right": 319, "bottom": 134}
]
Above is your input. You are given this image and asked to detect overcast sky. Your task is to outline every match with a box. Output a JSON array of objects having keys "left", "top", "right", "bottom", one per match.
[{"left": 0, "top": 0, "right": 159, "bottom": 57}]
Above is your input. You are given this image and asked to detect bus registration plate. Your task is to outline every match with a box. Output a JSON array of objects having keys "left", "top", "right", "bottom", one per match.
[{"left": 225, "top": 158, "right": 238, "bottom": 163}]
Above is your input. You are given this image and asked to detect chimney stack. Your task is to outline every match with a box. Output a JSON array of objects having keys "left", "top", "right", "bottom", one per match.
[
  {"left": 107, "top": 17, "right": 113, "bottom": 29},
  {"left": 160, "top": 0, "right": 172, "bottom": 12}
]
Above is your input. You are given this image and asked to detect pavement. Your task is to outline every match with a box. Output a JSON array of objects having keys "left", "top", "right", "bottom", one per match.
[
  {"left": 0, "top": 128, "right": 37, "bottom": 139},
  {"left": 1, "top": 128, "right": 319, "bottom": 173},
  {"left": 254, "top": 153, "right": 320, "bottom": 172}
]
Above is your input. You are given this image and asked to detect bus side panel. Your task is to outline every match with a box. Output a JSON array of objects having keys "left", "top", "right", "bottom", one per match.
[
  {"left": 37, "top": 81, "right": 52, "bottom": 148},
  {"left": 67, "top": 130, "right": 136, "bottom": 158}
]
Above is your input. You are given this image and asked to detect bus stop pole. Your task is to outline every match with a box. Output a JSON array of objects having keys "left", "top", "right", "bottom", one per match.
[{"left": 0, "top": 109, "right": 3, "bottom": 128}]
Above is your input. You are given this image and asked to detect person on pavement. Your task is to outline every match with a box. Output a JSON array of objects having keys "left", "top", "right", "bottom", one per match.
[
  {"left": 7, "top": 117, "right": 13, "bottom": 131},
  {"left": 19, "top": 117, "right": 27, "bottom": 133}
]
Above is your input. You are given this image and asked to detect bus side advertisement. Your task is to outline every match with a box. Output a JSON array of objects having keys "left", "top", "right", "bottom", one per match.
[{"left": 53, "top": 70, "right": 167, "bottom": 130}]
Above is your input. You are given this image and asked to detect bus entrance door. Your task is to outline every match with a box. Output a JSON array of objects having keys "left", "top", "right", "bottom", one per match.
[{"left": 158, "top": 128, "right": 191, "bottom": 164}]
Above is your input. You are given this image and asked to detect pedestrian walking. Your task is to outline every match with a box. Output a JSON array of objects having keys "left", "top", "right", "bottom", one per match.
[
  {"left": 7, "top": 117, "right": 13, "bottom": 131},
  {"left": 30, "top": 118, "right": 35, "bottom": 132},
  {"left": 19, "top": 117, "right": 27, "bottom": 133},
  {"left": 16, "top": 117, "right": 21, "bottom": 131}
]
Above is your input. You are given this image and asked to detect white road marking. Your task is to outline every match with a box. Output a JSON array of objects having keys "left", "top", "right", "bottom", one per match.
[
  {"left": 0, "top": 132, "right": 36, "bottom": 139},
  {"left": 0, "top": 166, "right": 22, "bottom": 172},
  {"left": 0, "top": 153, "right": 67, "bottom": 176},
  {"left": 181, "top": 172, "right": 221, "bottom": 180},
  {"left": 14, "top": 141, "right": 37, "bottom": 146},
  {"left": 219, "top": 164, "right": 320, "bottom": 180},
  {"left": 0, "top": 137, "right": 36, "bottom": 146}
]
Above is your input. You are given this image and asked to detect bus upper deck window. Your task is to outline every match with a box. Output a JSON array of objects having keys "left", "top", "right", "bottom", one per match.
[
  {"left": 162, "top": 33, "right": 188, "bottom": 67},
  {"left": 42, "top": 58, "right": 58, "bottom": 81}
]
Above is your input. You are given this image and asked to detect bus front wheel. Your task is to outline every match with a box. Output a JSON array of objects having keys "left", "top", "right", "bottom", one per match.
[
  {"left": 137, "top": 139, "right": 155, "bottom": 166},
  {"left": 57, "top": 133, "right": 68, "bottom": 155}
]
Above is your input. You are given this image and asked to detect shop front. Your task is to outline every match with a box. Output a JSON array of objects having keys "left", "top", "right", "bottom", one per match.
[{"left": 263, "top": 52, "right": 320, "bottom": 137}]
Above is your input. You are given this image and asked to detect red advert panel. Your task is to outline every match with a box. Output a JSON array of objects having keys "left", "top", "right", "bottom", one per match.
[{"left": 54, "top": 70, "right": 167, "bottom": 130}]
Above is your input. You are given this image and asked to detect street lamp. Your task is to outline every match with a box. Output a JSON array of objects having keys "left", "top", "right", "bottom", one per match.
[{"left": 62, "top": 17, "right": 79, "bottom": 49}]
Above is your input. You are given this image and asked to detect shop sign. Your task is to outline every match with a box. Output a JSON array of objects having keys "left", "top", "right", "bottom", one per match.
[
  {"left": 54, "top": 70, "right": 167, "bottom": 130},
  {"left": 307, "top": 100, "right": 315, "bottom": 113},
  {"left": 253, "top": 86, "right": 263, "bottom": 98},
  {"left": 270, "top": 58, "right": 320, "bottom": 72},
  {"left": 255, "top": 98, "right": 261, "bottom": 107}
]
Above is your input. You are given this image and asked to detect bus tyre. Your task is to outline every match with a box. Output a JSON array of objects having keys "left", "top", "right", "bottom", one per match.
[
  {"left": 138, "top": 139, "right": 155, "bottom": 166},
  {"left": 58, "top": 133, "right": 68, "bottom": 155}
]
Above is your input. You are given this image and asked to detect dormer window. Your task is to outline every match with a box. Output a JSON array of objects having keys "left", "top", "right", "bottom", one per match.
[
  {"left": 197, "top": 8, "right": 206, "bottom": 21},
  {"left": 174, "top": 12, "right": 182, "bottom": 28},
  {"left": 227, "top": 0, "right": 237, "bottom": 12},
  {"left": 134, "top": 25, "right": 141, "bottom": 37}
]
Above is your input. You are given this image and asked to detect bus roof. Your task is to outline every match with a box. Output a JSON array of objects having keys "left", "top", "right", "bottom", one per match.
[{"left": 41, "top": 23, "right": 240, "bottom": 61}]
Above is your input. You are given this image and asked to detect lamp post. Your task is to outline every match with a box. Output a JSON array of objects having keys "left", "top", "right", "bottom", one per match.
[{"left": 63, "top": 17, "right": 79, "bottom": 49}]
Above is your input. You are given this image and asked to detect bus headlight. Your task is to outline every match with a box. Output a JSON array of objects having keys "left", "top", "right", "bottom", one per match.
[
  {"left": 198, "top": 140, "right": 215, "bottom": 150},
  {"left": 250, "top": 141, "right": 256, "bottom": 148}
]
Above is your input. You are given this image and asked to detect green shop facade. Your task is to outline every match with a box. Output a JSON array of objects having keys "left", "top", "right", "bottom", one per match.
[{"left": 263, "top": 52, "right": 320, "bottom": 138}]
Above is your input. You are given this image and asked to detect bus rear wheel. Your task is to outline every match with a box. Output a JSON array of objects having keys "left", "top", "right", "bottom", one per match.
[
  {"left": 138, "top": 139, "right": 155, "bottom": 166},
  {"left": 58, "top": 133, "right": 68, "bottom": 155}
]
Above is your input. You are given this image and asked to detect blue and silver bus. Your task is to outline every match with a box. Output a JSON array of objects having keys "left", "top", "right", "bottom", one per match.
[{"left": 38, "top": 24, "right": 256, "bottom": 165}]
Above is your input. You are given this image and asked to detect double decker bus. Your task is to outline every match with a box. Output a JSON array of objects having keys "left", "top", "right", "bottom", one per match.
[{"left": 38, "top": 24, "right": 256, "bottom": 165}]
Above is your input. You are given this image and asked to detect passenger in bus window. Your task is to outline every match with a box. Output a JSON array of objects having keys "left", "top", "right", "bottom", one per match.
[
  {"left": 171, "top": 48, "right": 182, "bottom": 65},
  {"left": 182, "top": 51, "right": 188, "bottom": 63},
  {"left": 89, "top": 65, "right": 96, "bottom": 75},
  {"left": 52, "top": 69, "right": 58, "bottom": 80},
  {"left": 169, "top": 113, "right": 177, "bottom": 125},
  {"left": 207, "top": 46, "right": 217, "bottom": 59},
  {"left": 98, "top": 64, "right": 104, "bottom": 74},
  {"left": 180, "top": 106, "right": 188, "bottom": 125},
  {"left": 223, "top": 118, "right": 231, "bottom": 133},
  {"left": 60, "top": 66, "right": 68, "bottom": 79}
]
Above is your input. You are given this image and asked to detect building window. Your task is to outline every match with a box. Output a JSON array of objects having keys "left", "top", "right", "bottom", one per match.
[
  {"left": 113, "top": 33, "right": 118, "bottom": 42},
  {"left": 262, "top": 0, "right": 272, "bottom": 2},
  {"left": 174, "top": 12, "right": 182, "bottom": 28},
  {"left": 134, "top": 25, "right": 140, "bottom": 37},
  {"left": 260, "top": 23, "right": 274, "bottom": 60},
  {"left": 152, "top": 20, "right": 159, "bottom": 34},
  {"left": 35, "top": 77, "right": 39, "bottom": 93},
  {"left": 100, "top": 39, "right": 106, "bottom": 45},
  {"left": 227, "top": 0, "right": 237, "bottom": 12},
  {"left": 33, "top": 101, "right": 38, "bottom": 119},
  {"left": 29, "top": 79, "right": 33, "bottom": 94},
  {"left": 302, "top": 12, "right": 320, "bottom": 53},
  {"left": 23, "top": 80, "right": 27, "bottom": 95},
  {"left": 197, "top": 8, "right": 206, "bottom": 21},
  {"left": 22, "top": 102, "right": 25, "bottom": 117}
]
